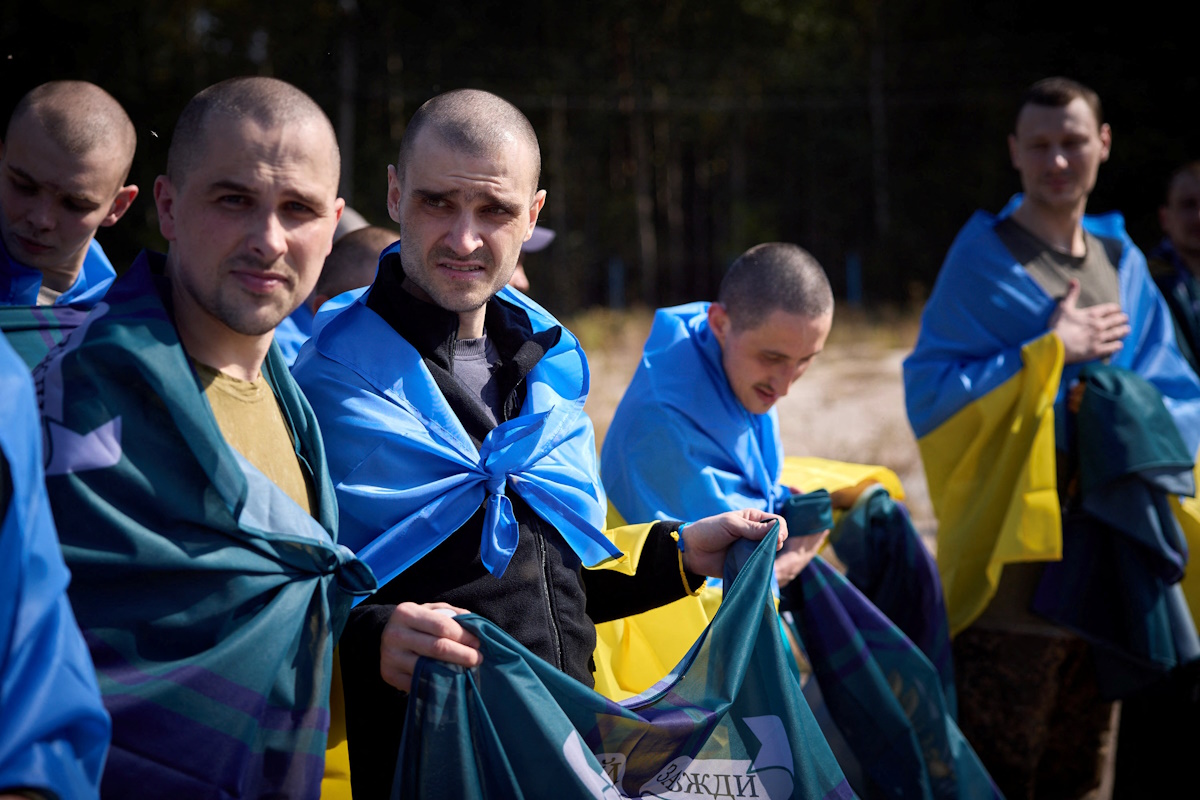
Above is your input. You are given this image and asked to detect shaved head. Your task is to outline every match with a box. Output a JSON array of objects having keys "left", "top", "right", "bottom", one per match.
[
  {"left": 719, "top": 243, "right": 833, "bottom": 330},
  {"left": 167, "top": 76, "right": 340, "bottom": 187},
  {"left": 316, "top": 225, "right": 397, "bottom": 302},
  {"left": 6, "top": 80, "right": 136, "bottom": 187},
  {"left": 397, "top": 89, "right": 541, "bottom": 197}
]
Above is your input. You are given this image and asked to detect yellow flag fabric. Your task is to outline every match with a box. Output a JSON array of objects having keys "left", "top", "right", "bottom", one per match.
[
  {"left": 320, "top": 650, "right": 352, "bottom": 799},
  {"left": 918, "top": 332, "right": 1065, "bottom": 636},
  {"left": 1172, "top": 476, "right": 1200, "bottom": 628}
]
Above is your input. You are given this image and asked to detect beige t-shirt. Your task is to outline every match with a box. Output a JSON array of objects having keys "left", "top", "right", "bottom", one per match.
[{"left": 194, "top": 361, "right": 316, "bottom": 516}]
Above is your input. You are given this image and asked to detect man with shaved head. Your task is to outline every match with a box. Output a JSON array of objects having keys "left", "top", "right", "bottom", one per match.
[
  {"left": 0, "top": 80, "right": 137, "bottom": 306},
  {"left": 293, "top": 88, "right": 787, "bottom": 795},
  {"left": 36, "top": 76, "right": 373, "bottom": 798}
]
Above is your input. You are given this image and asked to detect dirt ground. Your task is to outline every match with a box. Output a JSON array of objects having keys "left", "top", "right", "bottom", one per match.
[{"left": 577, "top": 306, "right": 936, "bottom": 536}]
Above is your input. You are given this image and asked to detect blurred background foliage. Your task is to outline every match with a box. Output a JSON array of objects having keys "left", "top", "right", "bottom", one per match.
[{"left": 4, "top": 0, "right": 1195, "bottom": 314}]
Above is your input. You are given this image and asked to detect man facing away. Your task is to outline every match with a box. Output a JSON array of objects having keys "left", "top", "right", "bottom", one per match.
[
  {"left": 904, "top": 77, "right": 1200, "bottom": 798},
  {"left": 36, "top": 77, "right": 374, "bottom": 798},
  {"left": 1148, "top": 162, "right": 1200, "bottom": 374},
  {"left": 292, "top": 88, "right": 787, "bottom": 797},
  {"left": 0, "top": 81, "right": 137, "bottom": 307}
]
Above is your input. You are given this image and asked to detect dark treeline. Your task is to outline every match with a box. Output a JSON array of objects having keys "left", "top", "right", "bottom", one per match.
[{"left": 4, "top": 1, "right": 1196, "bottom": 314}]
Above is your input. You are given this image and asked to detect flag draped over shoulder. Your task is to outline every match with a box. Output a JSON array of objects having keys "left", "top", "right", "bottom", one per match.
[
  {"left": 1, "top": 238, "right": 115, "bottom": 307},
  {"left": 601, "top": 302, "right": 788, "bottom": 523},
  {"left": 0, "top": 334, "right": 109, "bottom": 800},
  {"left": 904, "top": 200, "right": 1200, "bottom": 635},
  {"left": 292, "top": 273, "right": 622, "bottom": 592},
  {"left": 398, "top": 527, "right": 854, "bottom": 800},
  {"left": 0, "top": 304, "right": 90, "bottom": 369},
  {"left": 36, "top": 252, "right": 376, "bottom": 799}
]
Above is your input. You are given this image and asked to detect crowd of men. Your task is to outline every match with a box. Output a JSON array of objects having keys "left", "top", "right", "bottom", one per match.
[{"left": 2, "top": 72, "right": 1199, "bottom": 800}]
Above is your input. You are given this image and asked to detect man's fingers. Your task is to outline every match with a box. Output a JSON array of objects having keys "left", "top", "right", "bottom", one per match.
[{"left": 1061, "top": 279, "right": 1082, "bottom": 309}]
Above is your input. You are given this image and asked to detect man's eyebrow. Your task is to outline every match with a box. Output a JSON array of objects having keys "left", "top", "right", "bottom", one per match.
[
  {"left": 412, "top": 187, "right": 523, "bottom": 216},
  {"left": 8, "top": 164, "right": 102, "bottom": 205}
]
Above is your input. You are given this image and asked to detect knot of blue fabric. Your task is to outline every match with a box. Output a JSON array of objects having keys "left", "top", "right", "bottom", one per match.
[
  {"left": 476, "top": 412, "right": 550, "bottom": 578},
  {"left": 481, "top": 478, "right": 519, "bottom": 576}
]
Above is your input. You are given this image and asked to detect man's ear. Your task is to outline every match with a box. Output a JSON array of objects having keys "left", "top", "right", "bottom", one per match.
[
  {"left": 707, "top": 302, "right": 731, "bottom": 347},
  {"left": 1007, "top": 133, "right": 1020, "bottom": 170},
  {"left": 386, "top": 165, "right": 403, "bottom": 226},
  {"left": 524, "top": 189, "right": 547, "bottom": 242},
  {"left": 101, "top": 184, "right": 139, "bottom": 227},
  {"left": 1099, "top": 123, "right": 1112, "bottom": 163},
  {"left": 153, "top": 175, "right": 178, "bottom": 241}
]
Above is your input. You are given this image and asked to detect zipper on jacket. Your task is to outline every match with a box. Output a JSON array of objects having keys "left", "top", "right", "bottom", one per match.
[{"left": 535, "top": 526, "right": 565, "bottom": 671}]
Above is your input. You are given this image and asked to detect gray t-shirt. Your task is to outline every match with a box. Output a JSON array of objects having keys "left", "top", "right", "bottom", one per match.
[
  {"left": 453, "top": 333, "right": 504, "bottom": 427},
  {"left": 995, "top": 217, "right": 1120, "bottom": 309}
]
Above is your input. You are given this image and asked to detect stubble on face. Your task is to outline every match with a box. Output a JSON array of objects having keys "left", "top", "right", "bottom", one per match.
[{"left": 389, "top": 130, "right": 542, "bottom": 327}]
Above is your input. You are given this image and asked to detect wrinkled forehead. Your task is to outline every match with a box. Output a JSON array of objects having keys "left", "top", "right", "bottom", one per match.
[{"left": 406, "top": 126, "right": 539, "bottom": 198}]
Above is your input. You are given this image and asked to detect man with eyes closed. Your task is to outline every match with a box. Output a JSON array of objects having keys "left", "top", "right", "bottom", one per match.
[
  {"left": 0, "top": 81, "right": 137, "bottom": 307},
  {"left": 292, "top": 88, "right": 787, "bottom": 797}
]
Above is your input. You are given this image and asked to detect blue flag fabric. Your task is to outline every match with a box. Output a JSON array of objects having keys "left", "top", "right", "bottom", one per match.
[
  {"left": 788, "top": 559, "right": 999, "bottom": 800},
  {"left": 601, "top": 302, "right": 789, "bottom": 523},
  {"left": 36, "top": 251, "right": 376, "bottom": 798},
  {"left": 0, "top": 333, "right": 109, "bottom": 799},
  {"left": 397, "top": 527, "right": 854, "bottom": 800},
  {"left": 274, "top": 303, "right": 314, "bottom": 365},
  {"left": 904, "top": 198, "right": 1200, "bottom": 451},
  {"left": 1, "top": 237, "right": 116, "bottom": 307},
  {"left": 292, "top": 261, "right": 622, "bottom": 592}
]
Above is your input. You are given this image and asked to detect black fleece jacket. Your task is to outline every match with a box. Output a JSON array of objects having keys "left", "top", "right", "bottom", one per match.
[{"left": 337, "top": 257, "right": 705, "bottom": 798}]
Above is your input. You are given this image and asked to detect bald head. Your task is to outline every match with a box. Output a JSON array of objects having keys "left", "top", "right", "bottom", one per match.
[
  {"left": 719, "top": 243, "right": 833, "bottom": 330},
  {"left": 7, "top": 81, "right": 136, "bottom": 186},
  {"left": 167, "top": 77, "right": 340, "bottom": 187},
  {"left": 314, "top": 225, "right": 398, "bottom": 307},
  {"left": 397, "top": 89, "right": 541, "bottom": 198}
]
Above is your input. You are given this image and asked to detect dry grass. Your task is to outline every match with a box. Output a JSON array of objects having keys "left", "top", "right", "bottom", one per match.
[{"left": 570, "top": 304, "right": 936, "bottom": 535}]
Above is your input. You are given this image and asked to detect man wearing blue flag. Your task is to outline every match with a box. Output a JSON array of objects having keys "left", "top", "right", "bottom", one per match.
[
  {"left": 292, "top": 88, "right": 790, "bottom": 797},
  {"left": 600, "top": 244, "right": 992, "bottom": 800},
  {"left": 36, "top": 77, "right": 375, "bottom": 798},
  {"left": 0, "top": 329, "right": 108, "bottom": 800},
  {"left": 1, "top": 81, "right": 137, "bottom": 308},
  {"left": 904, "top": 77, "right": 1200, "bottom": 798}
]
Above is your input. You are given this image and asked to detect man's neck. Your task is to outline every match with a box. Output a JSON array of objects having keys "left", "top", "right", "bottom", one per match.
[
  {"left": 37, "top": 255, "right": 86, "bottom": 293},
  {"left": 400, "top": 276, "right": 488, "bottom": 339},
  {"left": 1175, "top": 245, "right": 1200, "bottom": 279},
  {"left": 1011, "top": 198, "right": 1088, "bottom": 257},
  {"left": 171, "top": 295, "right": 272, "bottom": 383}
]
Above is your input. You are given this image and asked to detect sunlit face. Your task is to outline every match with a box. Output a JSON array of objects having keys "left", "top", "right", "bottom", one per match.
[
  {"left": 387, "top": 130, "right": 544, "bottom": 326},
  {"left": 0, "top": 113, "right": 135, "bottom": 287},
  {"left": 1008, "top": 97, "right": 1111, "bottom": 215},
  {"left": 154, "top": 115, "right": 343, "bottom": 340},
  {"left": 1161, "top": 173, "right": 1200, "bottom": 262},
  {"left": 709, "top": 304, "right": 832, "bottom": 415}
]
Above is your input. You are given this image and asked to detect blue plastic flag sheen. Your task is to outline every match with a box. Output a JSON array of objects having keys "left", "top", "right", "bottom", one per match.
[{"left": 397, "top": 527, "right": 854, "bottom": 800}]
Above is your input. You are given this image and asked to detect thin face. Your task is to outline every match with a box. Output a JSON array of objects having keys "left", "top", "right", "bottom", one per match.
[
  {"left": 1008, "top": 97, "right": 1111, "bottom": 215},
  {"left": 387, "top": 131, "right": 544, "bottom": 325},
  {"left": 1161, "top": 173, "right": 1200, "bottom": 260},
  {"left": 155, "top": 115, "right": 343, "bottom": 341},
  {"left": 0, "top": 114, "right": 134, "bottom": 282},
  {"left": 709, "top": 304, "right": 832, "bottom": 415}
]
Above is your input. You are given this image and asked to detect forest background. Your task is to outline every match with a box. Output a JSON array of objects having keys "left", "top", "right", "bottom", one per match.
[
  {"left": 4, "top": 0, "right": 1197, "bottom": 314},
  {"left": 4, "top": 1, "right": 1196, "bottom": 530}
]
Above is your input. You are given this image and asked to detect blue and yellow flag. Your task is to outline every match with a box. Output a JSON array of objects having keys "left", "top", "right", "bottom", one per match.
[{"left": 904, "top": 200, "right": 1200, "bottom": 635}]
